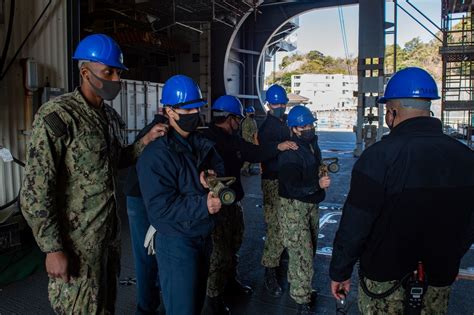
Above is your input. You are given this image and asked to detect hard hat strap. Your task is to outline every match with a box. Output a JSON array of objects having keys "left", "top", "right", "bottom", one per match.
[{"left": 171, "top": 98, "right": 205, "bottom": 108}]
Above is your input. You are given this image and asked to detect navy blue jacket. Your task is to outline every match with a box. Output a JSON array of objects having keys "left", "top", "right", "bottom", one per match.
[
  {"left": 201, "top": 123, "right": 280, "bottom": 203},
  {"left": 258, "top": 114, "right": 290, "bottom": 180},
  {"left": 330, "top": 117, "right": 474, "bottom": 286},
  {"left": 124, "top": 114, "right": 168, "bottom": 197},
  {"left": 278, "top": 136, "right": 325, "bottom": 204},
  {"left": 137, "top": 130, "right": 225, "bottom": 237}
]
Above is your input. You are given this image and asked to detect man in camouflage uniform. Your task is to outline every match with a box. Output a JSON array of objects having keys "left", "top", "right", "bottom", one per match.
[
  {"left": 20, "top": 34, "right": 167, "bottom": 314},
  {"left": 278, "top": 106, "right": 330, "bottom": 314},
  {"left": 240, "top": 106, "right": 258, "bottom": 176},
  {"left": 330, "top": 67, "right": 474, "bottom": 314},
  {"left": 258, "top": 84, "right": 291, "bottom": 297}
]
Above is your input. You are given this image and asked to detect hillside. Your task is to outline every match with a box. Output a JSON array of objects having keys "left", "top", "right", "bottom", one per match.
[{"left": 267, "top": 36, "right": 442, "bottom": 90}]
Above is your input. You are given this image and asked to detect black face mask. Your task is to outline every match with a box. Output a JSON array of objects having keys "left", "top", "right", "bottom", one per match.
[
  {"left": 86, "top": 68, "right": 122, "bottom": 101},
  {"left": 300, "top": 128, "right": 316, "bottom": 142},
  {"left": 272, "top": 107, "right": 286, "bottom": 118},
  {"left": 176, "top": 112, "right": 200, "bottom": 132},
  {"left": 388, "top": 110, "right": 397, "bottom": 130}
]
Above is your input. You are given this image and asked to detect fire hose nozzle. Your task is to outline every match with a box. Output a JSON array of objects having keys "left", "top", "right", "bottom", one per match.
[
  {"left": 319, "top": 157, "right": 340, "bottom": 177},
  {"left": 205, "top": 172, "right": 237, "bottom": 205}
]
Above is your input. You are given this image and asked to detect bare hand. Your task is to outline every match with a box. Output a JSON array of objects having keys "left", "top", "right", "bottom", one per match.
[
  {"left": 277, "top": 141, "right": 298, "bottom": 151},
  {"left": 207, "top": 192, "right": 222, "bottom": 214},
  {"left": 142, "top": 123, "right": 169, "bottom": 145},
  {"left": 331, "top": 279, "right": 351, "bottom": 300},
  {"left": 200, "top": 170, "right": 215, "bottom": 189},
  {"left": 319, "top": 176, "right": 331, "bottom": 189},
  {"left": 46, "top": 251, "right": 69, "bottom": 282}
]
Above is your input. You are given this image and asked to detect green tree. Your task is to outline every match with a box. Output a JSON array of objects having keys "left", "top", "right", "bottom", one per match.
[
  {"left": 307, "top": 50, "right": 324, "bottom": 60},
  {"left": 280, "top": 56, "right": 290, "bottom": 70},
  {"left": 279, "top": 72, "right": 300, "bottom": 90},
  {"left": 404, "top": 37, "right": 422, "bottom": 54},
  {"left": 268, "top": 33, "right": 442, "bottom": 86}
]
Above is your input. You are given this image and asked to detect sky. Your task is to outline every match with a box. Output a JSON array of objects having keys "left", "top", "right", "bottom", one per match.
[{"left": 265, "top": 0, "right": 442, "bottom": 76}]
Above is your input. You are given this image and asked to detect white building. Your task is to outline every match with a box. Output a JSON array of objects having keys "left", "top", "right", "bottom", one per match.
[
  {"left": 291, "top": 74, "right": 358, "bottom": 129},
  {"left": 291, "top": 74, "right": 357, "bottom": 111}
]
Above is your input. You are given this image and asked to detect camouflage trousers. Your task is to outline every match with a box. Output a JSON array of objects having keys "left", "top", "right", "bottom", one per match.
[
  {"left": 358, "top": 277, "right": 451, "bottom": 315},
  {"left": 261, "top": 179, "right": 285, "bottom": 268},
  {"left": 279, "top": 197, "right": 319, "bottom": 304},
  {"left": 207, "top": 203, "right": 244, "bottom": 297},
  {"left": 48, "top": 244, "right": 120, "bottom": 314}
]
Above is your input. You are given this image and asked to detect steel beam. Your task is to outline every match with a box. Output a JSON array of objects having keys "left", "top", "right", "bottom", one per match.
[{"left": 354, "top": 0, "right": 385, "bottom": 157}]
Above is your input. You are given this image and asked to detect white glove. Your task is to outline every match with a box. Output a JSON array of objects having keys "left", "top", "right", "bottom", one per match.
[{"left": 144, "top": 225, "right": 157, "bottom": 255}]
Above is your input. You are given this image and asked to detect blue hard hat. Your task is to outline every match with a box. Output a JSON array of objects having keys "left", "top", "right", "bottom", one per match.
[
  {"left": 161, "top": 75, "right": 207, "bottom": 109},
  {"left": 266, "top": 84, "right": 289, "bottom": 105},
  {"left": 287, "top": 105, "right": 316, "bottom": 127},
  {"left": 212, "top": 95, "right": 244, "bottom": 118},
  {"left": 245, "top": 106, "right": 255, "bottom": 114},
  {"left": 379, "top": 67, "right": 440, "bottom": 103},
  {"left": 73, "top": 34, "right": 127, "bottom": 70}
]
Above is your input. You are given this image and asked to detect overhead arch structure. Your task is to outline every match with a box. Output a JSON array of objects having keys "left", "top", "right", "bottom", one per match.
[
  {"left": 212, "top": 0, "right": 358, "bottom": 108},
  {"left": 211, "top": 0, "right": 386, "bottom": 156}
]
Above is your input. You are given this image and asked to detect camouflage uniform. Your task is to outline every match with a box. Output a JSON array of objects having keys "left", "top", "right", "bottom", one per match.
[
  {"left": 358, "top": 278, "right": 451, "bottom": 315},
  {"left": 241, "top": 116, "right": 258, "bottom": 173},
  {"left": 279, "top": 197, "right": 319, "bottom": 304},
  {"left": 206, "top": 203, "right": 244, "bottom": 297},
  {"left": 261, "top": 179, "right": 285, "bottom": 268},
  {"left": 20, "top": 89, "right": 144, "bottom": 314}
]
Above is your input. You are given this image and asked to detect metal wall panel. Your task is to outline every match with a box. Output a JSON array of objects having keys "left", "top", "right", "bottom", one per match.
[
  {"left": 0, "top": 0, "right": 68, "bottom": 205},
  {"left": 107, "top": 80, "right": 163, "bottom": 144}
]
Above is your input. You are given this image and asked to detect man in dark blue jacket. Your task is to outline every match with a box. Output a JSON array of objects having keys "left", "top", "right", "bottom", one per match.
[
  {"left": 258, "top": 84, "right": 292, "bottom": 297},
  {"left": 137, "top": 75, "right": 224, "bottom": 315},
  {"left": 201, "top": 95, "right": 297, "bottom": 314},
  {"left": 330, "top": 67, "right": 474, "bottom": 314}
]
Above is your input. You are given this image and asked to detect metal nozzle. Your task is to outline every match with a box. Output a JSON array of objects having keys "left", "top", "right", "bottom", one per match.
[{"left": 205, "top": 172, "right": 237, "bottom": 205}]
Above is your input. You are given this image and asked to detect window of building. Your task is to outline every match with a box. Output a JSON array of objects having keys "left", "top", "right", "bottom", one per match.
[
  {"left": 294, "top": 75, "right": 301, "bottom": 79},
  {"left": 294, "top": 82, "right": 301, "bottom": 87},
  {"left": 326, "top": 84, "right": 330, "bottom": 87}
]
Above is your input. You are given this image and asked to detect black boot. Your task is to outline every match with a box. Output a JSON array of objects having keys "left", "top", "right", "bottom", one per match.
[
  {"left": 296, "top": 303, "right": 312, "bottom": 315},
  {"left": 225, "top": 277, "right": 253, "bottom": 296},
  {"left": 264, "top": 267, "right": 283, "bottom": 297},
  {"left": 202, "top": 295, "right": 230, "bottom": 315},
  {"left": 226, "top": 256, "right": 253, "bottom": 296},
  {"left": 276, "top": 250, "right": 289, "bottom": 279}
]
